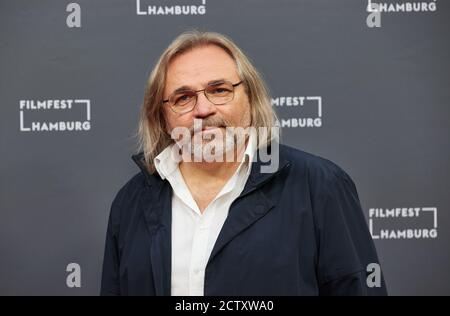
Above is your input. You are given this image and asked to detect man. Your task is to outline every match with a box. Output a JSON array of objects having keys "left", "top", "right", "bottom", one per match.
[{"left": 100, "top": 30, "right": 387, "bottom": 296}]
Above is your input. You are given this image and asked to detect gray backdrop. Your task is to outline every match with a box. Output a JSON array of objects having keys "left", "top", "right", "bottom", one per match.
[{"left": 1, "top": 0, "right": 449, "bottom": 295}]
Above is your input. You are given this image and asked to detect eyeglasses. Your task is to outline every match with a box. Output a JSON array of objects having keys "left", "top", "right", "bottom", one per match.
[{"left": 162, "top": 80, "right": 243, "bottom": 114}]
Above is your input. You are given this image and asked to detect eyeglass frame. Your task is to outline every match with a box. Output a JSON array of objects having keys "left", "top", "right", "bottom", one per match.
[{"left": 162, "top": 80, "right": 243, "bottom": 114}]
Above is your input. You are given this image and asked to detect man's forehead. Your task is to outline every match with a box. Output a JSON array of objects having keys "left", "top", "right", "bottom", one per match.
[
  {"left": 166, "top": 66, "right": 238, "bottom": 87},
  {"left": 168, "top": 78, "right": 230, "bottom": 94},
  {"left": 164, "top": 46, "right": 239, "bottom": 93}
]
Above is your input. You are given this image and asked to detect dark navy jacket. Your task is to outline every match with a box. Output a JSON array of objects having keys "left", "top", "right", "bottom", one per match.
[{"left": 100, "top": 144, "right": 387, "bottom": 296}]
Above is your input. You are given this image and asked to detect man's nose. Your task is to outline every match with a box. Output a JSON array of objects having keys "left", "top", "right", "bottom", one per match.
[{"left": 193, "top": 92, "right": 216, "bottom": 118}]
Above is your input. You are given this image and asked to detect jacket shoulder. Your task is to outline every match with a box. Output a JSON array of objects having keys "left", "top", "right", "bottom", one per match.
[
  {"left": 113, "top": 172, "right": 147, "bottom": 203},
  {"left": 107, "top": 172, "right": 149, "bottom": 232},
  {"left": 279, "top": 144, "right": 356, "bottom": 190}
]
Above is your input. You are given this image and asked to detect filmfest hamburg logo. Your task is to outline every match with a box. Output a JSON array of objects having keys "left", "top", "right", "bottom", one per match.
[
  {"left": 369, "top": 207, "right": 438, "bottom": 240},
  {"left": 19, "top": 99, "right": 91, "bottom": 132},
  {"left": 271, "top": 96, "right": 322, "bottom": 128},
  {"left": 136, "top": 0, "right": 207, "bottom": 15},
  {"left": 367, "top": 0, "right": 437, "bottom": 13}
]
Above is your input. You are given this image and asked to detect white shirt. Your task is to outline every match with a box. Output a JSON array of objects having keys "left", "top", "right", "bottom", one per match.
[{"left": 154, "top": 134, "right": 256, "bottom": 296}]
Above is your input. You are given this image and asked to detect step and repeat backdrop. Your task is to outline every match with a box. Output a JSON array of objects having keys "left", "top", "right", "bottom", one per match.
[{"left": 1, "top": 0, "right": 449, "bottom": 295}]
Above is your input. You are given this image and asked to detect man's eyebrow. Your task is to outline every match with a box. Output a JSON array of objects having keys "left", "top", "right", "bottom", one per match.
[{"left": 170, "top": 78, "right": 227, "bottom": 95}]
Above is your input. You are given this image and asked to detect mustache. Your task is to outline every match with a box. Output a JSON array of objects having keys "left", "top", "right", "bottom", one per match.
[{"left": 188, "top": 117, "right": 232, "bottom": 136}]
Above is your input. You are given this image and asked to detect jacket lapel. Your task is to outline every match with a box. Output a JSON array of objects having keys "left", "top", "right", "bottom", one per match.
[
  {"left": 207, "top": 144, "right": 290, "bottom": 266},
  {"left": 132, "top": 153, "right": 172, "bottom": 296}
]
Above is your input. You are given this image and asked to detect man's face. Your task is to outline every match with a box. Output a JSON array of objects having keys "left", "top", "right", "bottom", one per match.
[{"left": 163, "top": 45, "right": 251, "bottom": 159}]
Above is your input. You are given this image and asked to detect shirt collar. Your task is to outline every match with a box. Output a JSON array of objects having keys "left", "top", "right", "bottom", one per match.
[
  {"left": 154, "top": 130, "right": 257, "bottom": 180},
  {"left": 153, "top": 143, "right": 179, "bottom": 180}
]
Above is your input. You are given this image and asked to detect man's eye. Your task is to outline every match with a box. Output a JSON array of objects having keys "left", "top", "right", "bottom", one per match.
[
  {"left": 211, "top": 88, "right": 230, "bottom": 94},
  {"left": 176, "top": 94, "right": 193, "bottom": 104}
]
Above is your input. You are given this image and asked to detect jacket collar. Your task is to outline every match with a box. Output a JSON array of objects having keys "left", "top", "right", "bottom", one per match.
[
  {"left": 131, "top": 142, "right": 290, "bottom": 296},
  {"left": 131, "top": 141, "right": 290, "bottom": 192}
]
